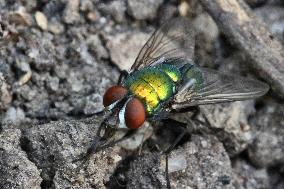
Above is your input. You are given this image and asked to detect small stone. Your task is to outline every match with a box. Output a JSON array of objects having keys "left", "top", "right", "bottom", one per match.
[
  {"left": 35, "top": 11, "right": 48, "bottom": 30},
  {"left": 254, "top": 6, "right": 284, "bottom": 42},
  {"left": 106, "top": 31, "right": 150, "bottom": 71},
  {"left": 48, "top": 20, "right": 65, "bottom": 34},
  {"left": 127, "top": 0, "right": 163, "bottom": 20},
  {"left": 9, "top": 6, "right": 32, "bottom": 26},
  {"left": 80, "top": 0, "right": 94, "bottom": 12},
  {"left": 87, "top": 34, "right": 109, "bottom": 60},
  {"left": 46, "top": 76, "right": 59, "bottom": 92},
  {"left": 178, "top": 1, "right": 190, "bottom": 16},
  {"left": 63, "top": 0, "right": 81, "bottom": 24},
  {"left": 86, "top": 11, "right": 100, "bottom": 22},
  {"left": 167, "top": 154, "right": 187, "bottom": 173},
  {"left": 193, "top": 13, "right": 219, "bottom": 41},
  {"left": 83, "top": 93, "right": 104, "bottom": 115},
  {"left": 3, "top": 107, "right": 26, "bottom": 125},
  {"left": 118, "top": 122, "right": 153, "bottom": 150},
  {"left": 0, "top": 73, "right": 12, "bottom": 110},
  {"left": 100, "top": 0, "right": 127, "bottom": 23},
  {"left": 68, "top": 71, "right": 83, "bottom": 92},
  {"left": 14, "top": 58, "right": 32, "bottom": 86}
]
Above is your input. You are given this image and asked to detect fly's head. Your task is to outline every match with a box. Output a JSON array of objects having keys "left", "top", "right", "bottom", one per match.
[{"left": 102, "top": 85, "right": 146, "bottom": 131}]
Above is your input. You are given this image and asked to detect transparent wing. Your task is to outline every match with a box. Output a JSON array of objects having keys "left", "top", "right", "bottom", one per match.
[
  {"left": 130, "top": 17, "right": 195, "bottom": 72},
  {"left": 172, "top": 67, "right": 269, "bottom": 110}
]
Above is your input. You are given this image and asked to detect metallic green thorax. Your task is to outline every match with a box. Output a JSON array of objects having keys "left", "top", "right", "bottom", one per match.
[
  {"left": 124, "top": 64, "right": 182, "bottom": 114},
  {"left": 124, "top": 62, "right": 204, "bottom": 115}
]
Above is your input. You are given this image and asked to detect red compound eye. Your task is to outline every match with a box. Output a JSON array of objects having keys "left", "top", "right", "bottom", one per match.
[
  {"left": 124, "top": 98, "right": 146, "bottom": 129},
  {"left": 103, "top": 86, "right": 127, "bottom": 107}
]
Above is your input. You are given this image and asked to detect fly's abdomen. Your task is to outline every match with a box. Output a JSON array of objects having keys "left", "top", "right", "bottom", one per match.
[{"left": 125, "top": 68, "right": 177, "bottom": 114}]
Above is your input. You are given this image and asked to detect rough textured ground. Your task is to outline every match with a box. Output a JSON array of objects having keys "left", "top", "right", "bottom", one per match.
[{"left": 0, "top": 0, "right": 283, "bottom": 189}]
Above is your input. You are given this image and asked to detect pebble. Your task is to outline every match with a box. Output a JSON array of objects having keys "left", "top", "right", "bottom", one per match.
[
  {"left": 106, "top": 31, "right": 150, "bottom": 71},
  {"left": 0, "top": 73, "right": 12, "bottom": 110},
  {"left": 35, "top": 11, "right": 48, "bottom": 30},
  {"left": 127, "top": 0, "right": 163, "bottom": 20},
  {"left": 9, "top": 6, "right": 32, "bottom": 26}
]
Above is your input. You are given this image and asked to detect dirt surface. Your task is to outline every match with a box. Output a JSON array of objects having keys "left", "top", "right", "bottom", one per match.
[{"left": 0, "top": 0, "right": 283, "bottom": 189}]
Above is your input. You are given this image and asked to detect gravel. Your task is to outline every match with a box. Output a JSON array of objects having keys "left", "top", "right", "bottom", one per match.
[{"left": 0, "top": 0, "right": 283, "bottom": 188}]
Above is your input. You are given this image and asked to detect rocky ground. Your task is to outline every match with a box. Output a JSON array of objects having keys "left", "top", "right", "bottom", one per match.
[{"left": 0, "top": 0, "right": 283, "bottom": 189}]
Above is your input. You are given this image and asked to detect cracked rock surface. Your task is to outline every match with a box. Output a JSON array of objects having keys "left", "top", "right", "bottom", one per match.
[
  {"left": 0, "top": 129, "right": 42, "bottom": 188},
  {"left": 0, "top": 0, "right": 283, "bottom": 189}
]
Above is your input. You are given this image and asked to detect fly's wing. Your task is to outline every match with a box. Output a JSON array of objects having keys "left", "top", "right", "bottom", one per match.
[
  {"left": 130, "top": 17, "right": 195, "bottom": 72},
  {"left": 172, "top": 67, "right": 269, "bottom": 110}
]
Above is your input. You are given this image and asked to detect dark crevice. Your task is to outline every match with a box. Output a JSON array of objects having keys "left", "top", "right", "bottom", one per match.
[
  {"left": 19, "top": 131, "right": 56, "bottom": 189},
  {"left": 105, "top": 155, "right": 136, "bottom": 189}
]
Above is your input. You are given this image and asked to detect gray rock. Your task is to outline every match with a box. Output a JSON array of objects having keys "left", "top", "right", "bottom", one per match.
[
  {"left": 199, "top": 101, "right": 256, "bottom": 157},
  {"left": 63, "top": 0, "right": 81, "bottom": 24},
  {"left": 87, "top": 34, "right": 109, "bottom": 60},
  {"left": 254, "top": 6, "right": 284, "bottom": 43},
  {"left": 83, "top": 93, "right": 104, "bottom": 115},
  {"left": 106, "top": 31, "right": 150, "bottom": 71},
  {"left": 127, "top": 135, "right": 234, "bottom": 189},
  {"left": 26, "top": 33, "right": 56, "bottom": 71},
  {"left": 168, "top": 135, "right": 234, "bottom": 189},
  {"left": 21, "top": 119, "right": 122, "bottom": 188},
  {"left": 127, "top": 152, "right": 167, "bottom": 189},
  {"left": 46, "top": 75, "right": 60, "bottom": 92},
  {"left": 3, "top": 107, "right": 26, "bottom": 125},
  {"left": 232, "top": 159, "right": 269, "bottom": 189},
  {"left": 0, "top": 129, "right": 42, "bottom": 189},
  {"left": 193, "top": 13, "right": 220, "bottom": 67},
  {"left": 100, "top": 1, "right": 127, "bottom": 23},
  {"left": 248, "top": 102, "right": 284, "bottom": 167},
  {"left": 127, "top": 0, "right": 163, "bottom": 20}
]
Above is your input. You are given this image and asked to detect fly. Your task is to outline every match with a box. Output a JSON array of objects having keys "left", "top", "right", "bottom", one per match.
[{"left": 76, "top": 17, "right": 269, "bottom": 188}]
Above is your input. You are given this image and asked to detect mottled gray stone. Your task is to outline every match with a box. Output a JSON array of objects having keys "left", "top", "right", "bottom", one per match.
[
  {"left": 21, "top": 119, "right": 122, "bottom": 188},
  {"left": 0, "top": 72, "right": 12, "bottom": 110},
  {"left": 168, "top": 135, "right": 234, "bottom": 189},
  {"left": 233, "top": 159, "right": 269, "bottom": 189},
  {"left": 106, "top": 31, "right": 150, "bottom": 71},
  {"left": 127, "top": 0, "right": 163, "bottom": 20},
  {"left": 254, "top": 6, "right": 284, "bottom": 42},
  {"left": 248, "top": 102, "right": 284, "bottom": 168},
  {"left": 127, "top": 135, "right": 234, "bottom": 189},
  {"left": 200, "top": 101, "right": 256, "bottom": 157},
  {"left": 0, "top": 129, "right": 42, "bottom": 189}
]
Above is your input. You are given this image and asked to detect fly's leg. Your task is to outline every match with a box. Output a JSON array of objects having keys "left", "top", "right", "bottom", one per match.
[
  {"left": 117, "top": 70, "right": 129, "bottom": 84},
  {"left": 138, "top": 122, "right": 157, "bottom": 155},
  {"left": 161, "top": 119, "right": 189, "bottom": 189},
  {"left": 96, "top": 129, "right": 138, "bottom": 152}
]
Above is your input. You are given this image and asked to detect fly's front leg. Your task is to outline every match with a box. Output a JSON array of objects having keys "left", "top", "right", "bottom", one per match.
[{"left": 117, "top": 70, "right": 129, "bottom": 84}]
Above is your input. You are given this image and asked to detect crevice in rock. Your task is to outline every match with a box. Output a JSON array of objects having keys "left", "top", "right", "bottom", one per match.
[
  {"left": 105, "top": 155, "right": 136, "bottom": 189},
  {"left": 19, "top": 132, "right": 56, "bottom": 189}
]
